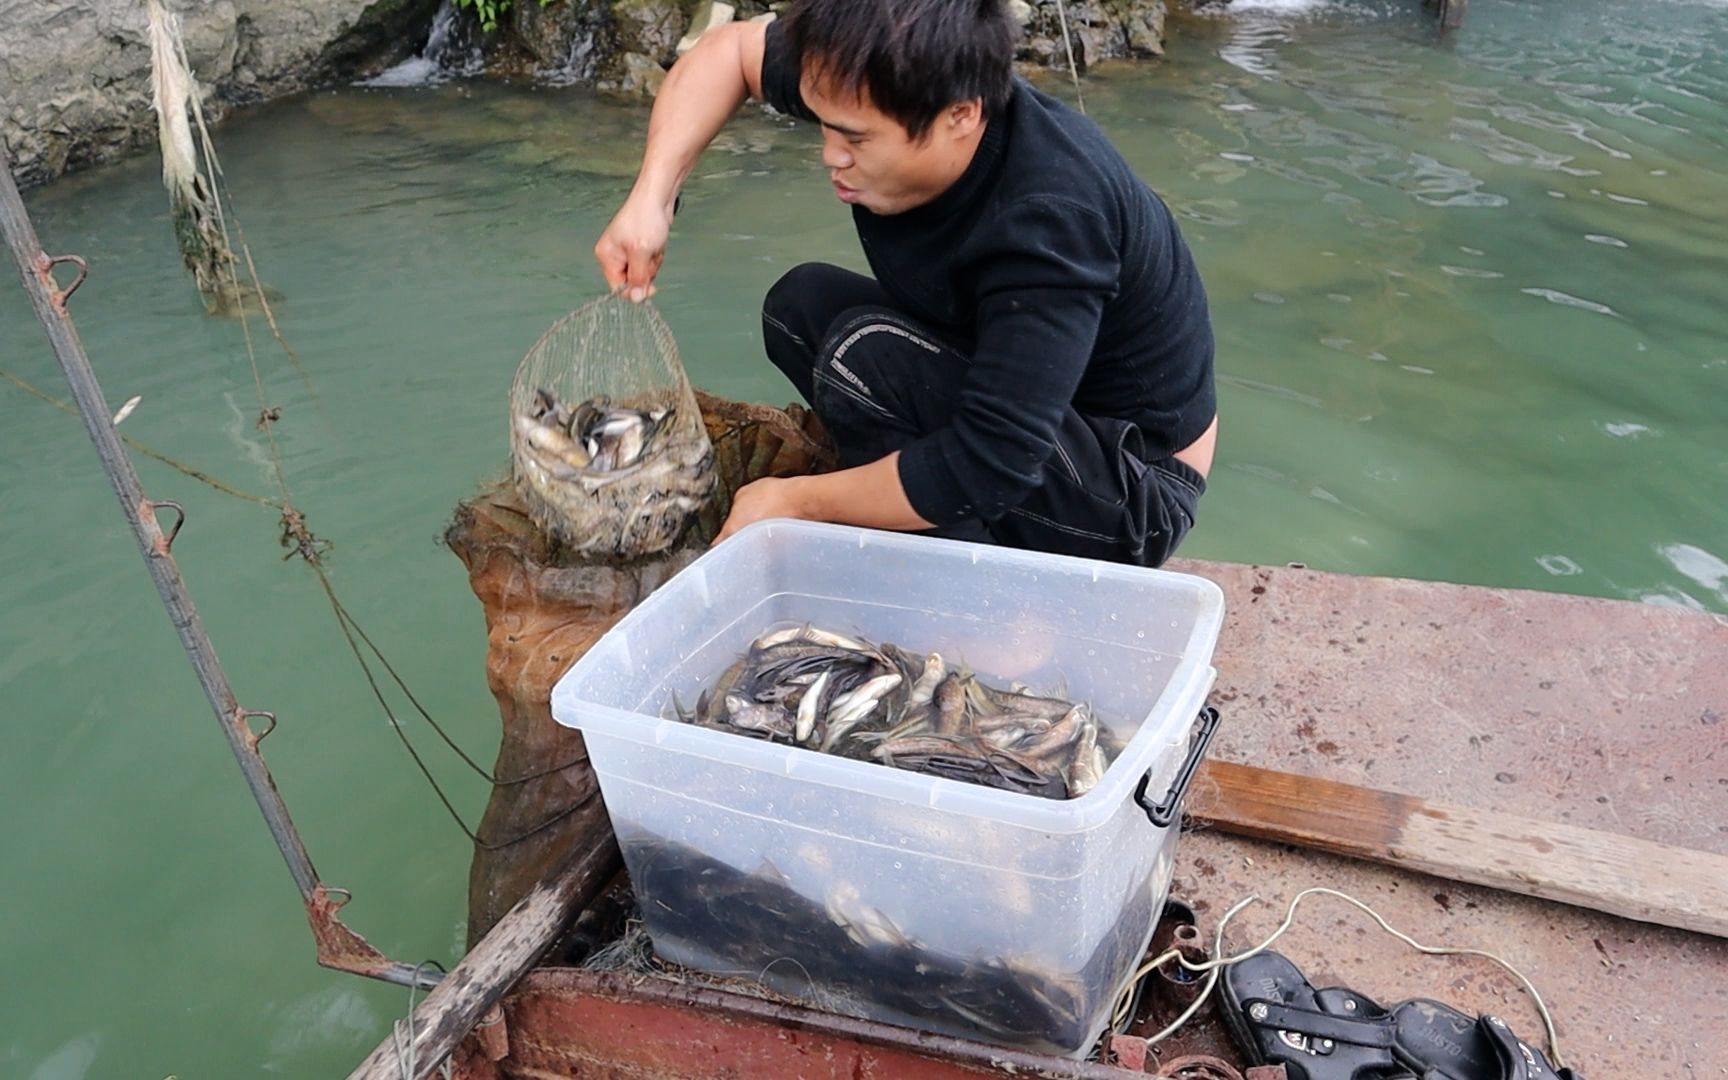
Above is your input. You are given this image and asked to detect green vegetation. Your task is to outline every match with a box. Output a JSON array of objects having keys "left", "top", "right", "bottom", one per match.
[{"left": 454, "top": 0, "right": 558, "bottom": 33}]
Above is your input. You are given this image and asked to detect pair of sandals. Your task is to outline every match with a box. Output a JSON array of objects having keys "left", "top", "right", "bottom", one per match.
[{"left": 1220, "top": 951, "right": 1584, "bottom": 1080}]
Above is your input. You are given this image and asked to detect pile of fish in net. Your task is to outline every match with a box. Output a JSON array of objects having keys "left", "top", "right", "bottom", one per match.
[
  {"left": 514, "top": 388, "right": 681, "bottom": 479},
  {"left": 668, "top": 624, "right": 1121, "bottom": 800},
  {"left": 618, "top": 830, "right": 1158, "bottom": 1053},
  {"left": 507, "top": 296, "right": 716, "bottom": 558}
]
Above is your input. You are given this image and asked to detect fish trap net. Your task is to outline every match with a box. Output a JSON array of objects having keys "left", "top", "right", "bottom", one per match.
[{"left": 510, "top": 295, "right": 717, "bottom": 558}]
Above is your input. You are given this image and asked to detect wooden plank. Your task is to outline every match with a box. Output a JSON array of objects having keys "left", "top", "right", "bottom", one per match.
[
  {"left": 347, "top": 802, "right": 620, "bottom": 1080},
  {"left": 1188, "top": 759, "right": 1728, "bottom": 939}
]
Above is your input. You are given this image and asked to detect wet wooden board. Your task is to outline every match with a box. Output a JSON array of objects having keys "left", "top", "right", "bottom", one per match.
[
  {"left": 347, "top": 801, "right": 620, "bottom": 1080},
  {"left": 1187, "top": 759, "right": 1728, "bottom": 938}
]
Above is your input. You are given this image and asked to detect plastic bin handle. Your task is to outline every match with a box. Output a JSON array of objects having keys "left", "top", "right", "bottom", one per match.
[{"left": 1134, "top": 705, "right": 1222, "bottom": 828}]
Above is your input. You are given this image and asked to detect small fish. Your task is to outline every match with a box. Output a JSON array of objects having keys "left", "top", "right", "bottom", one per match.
[
  {"left": 825, "top": 883, "right": 913, "bottom": 949},
  {"left": 1018, "top": 704, "right": 1089, "bottom": 761},
  {"left": 976, "top": 713, "right": 1053, "bottom": 737},
  {"left": 753, "top": 625, "right": 807, "bottom": 650},
  {"left": 515, "top": 414, "right": 592, "bottom": 469},
  {"left": 696, "top": 660, "right": 748, "bottom": 725},
  {"left": 795, "top": 671, "right": 829, "bottom": 744},
  {"left": 1066, "top": 742, "right": 1106, "bottom": 799},
  {"left": 530, "top": 387, "right": 560, "bottom": 421},
  {"left": 822, "top": 698, "right": 880, "bottom": 744},
  {"left": 571, "top": 396, "right": 607, "bottom": 434},
  {"left": 828, "top": 673, "right": 902, "bottom": 721},
  {"left": 977, "top": 721, "right": 1041, "bottom": 751},
  {"left": 871, "top": 733, "right": 975, "bottom": 762},
  {"left": 724, "top": 693, "right": 793, "bottom": 739},
  {"left": 932, "top": 672, "right": 968, "bottom": 736},
  {"left": 801, "top": 626, "right": 871, "bottom": 652},
  {"left": 973, "top": 681, "right": 1074, "bottom": 721},
  {"left": 907, "top": 651, "right": 946, "bottom": 707},
  {"left": 750, "top": 640, "right": 868, "bottom": 668}
]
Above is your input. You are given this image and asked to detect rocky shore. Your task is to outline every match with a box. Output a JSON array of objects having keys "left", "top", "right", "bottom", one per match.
[{"left": 2, "top": 0, "right": 1172, "bottom": 188}]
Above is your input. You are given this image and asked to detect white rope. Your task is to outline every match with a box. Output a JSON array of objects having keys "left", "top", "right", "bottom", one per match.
[
  {"left": 1053, "top": 0, "right": 1087, "bottom": 114},
  {"left": 393, "top": 961, "right": 452, "bottom": 1080},
  {"left": 1111, "top": 886, "right": 1567, "bottom": 1069}
]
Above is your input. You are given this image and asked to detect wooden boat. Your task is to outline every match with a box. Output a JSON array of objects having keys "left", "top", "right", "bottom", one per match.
[{"left": 345, "top": 399, "right": 1728, "bottom": 1078}]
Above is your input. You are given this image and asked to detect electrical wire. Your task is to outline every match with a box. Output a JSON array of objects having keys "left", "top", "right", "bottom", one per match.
[{"left": 1111, "top": 886, "right": 1567, "bottom": 1069}]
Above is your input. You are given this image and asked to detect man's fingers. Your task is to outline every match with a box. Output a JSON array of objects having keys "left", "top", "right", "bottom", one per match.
[
  {"left": 623, "top": 245, "right": 661, "bottom": 302},
  {"left": 593, "top": 238, "right": 628, "bottom": 291}
]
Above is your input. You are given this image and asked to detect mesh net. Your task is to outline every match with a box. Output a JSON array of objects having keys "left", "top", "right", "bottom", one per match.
[{"left": 510, "top": 295, "right": 717, "bottom": 558}]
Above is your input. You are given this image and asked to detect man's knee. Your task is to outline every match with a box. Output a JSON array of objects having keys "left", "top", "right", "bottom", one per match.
[{"left": 763, "top": 262, "right": 847, "bottom": 337}]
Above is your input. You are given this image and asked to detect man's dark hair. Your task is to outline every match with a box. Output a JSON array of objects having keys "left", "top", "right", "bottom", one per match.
[{"left": 781, "top": 0, "right": 1017, "bottom": 140}]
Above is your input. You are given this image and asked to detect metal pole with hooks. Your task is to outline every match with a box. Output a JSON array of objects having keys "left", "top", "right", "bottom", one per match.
[{"left": 0, "top": 147, "right": 437, "bottom": 993}]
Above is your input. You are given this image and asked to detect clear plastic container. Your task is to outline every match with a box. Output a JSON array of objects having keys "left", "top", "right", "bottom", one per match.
[{"left": 551, "top": 520, "right": 1224, "bottom": 1056}]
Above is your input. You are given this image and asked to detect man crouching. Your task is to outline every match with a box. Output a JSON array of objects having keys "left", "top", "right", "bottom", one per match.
[{"left": 595, "top": 0, "right": 1219, "bottom": 566}]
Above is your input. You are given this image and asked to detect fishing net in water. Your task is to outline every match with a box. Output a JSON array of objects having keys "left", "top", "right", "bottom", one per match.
[{"left": 510, "top": 295, "right": 717, "bottom": 558}]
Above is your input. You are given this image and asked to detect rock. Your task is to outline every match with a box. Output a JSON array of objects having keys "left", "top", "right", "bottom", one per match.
[
  {"left": 3, "top": 0, "right": 1176, "bottom": 189},
  {"left": 317, "top": 0, "right": 446, "bottom": 79},
  {"left": 1071, "top": 14, "right": 1119, "bottom": 72},
  {"left": 1123, "top": 1, "right": 1167, "bottom": 57},
  {"left": 1014, "top": 0, "right": 1168, "bottom": 71},
  {"left": 598, "top": 50, "right": 667, "bottom": 98},
  {"left": 509, "top": 0, "right": 609, "bottom": 74},
  {"left": 675, "top": 0, "right": 735, "bottom": 57},
  {"left": 749, "top": 10, "right": 777, "bottom": 24},
  {"left": 610, "top": 0, "right": 685, "bottom": 66},
  {"left": 2, "top": 0, "right": 440, "bottom": 189},
  {"left": 1021, "top": 34, "right": 1060, "bottom": 66}
]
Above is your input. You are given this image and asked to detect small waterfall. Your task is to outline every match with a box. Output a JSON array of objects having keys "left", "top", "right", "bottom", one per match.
[
  {"left": 541, "top": 27, "right": 601, "bottom": 86},
  {"left": 359, "top": 0, "right": 484, "bottom": 88}
]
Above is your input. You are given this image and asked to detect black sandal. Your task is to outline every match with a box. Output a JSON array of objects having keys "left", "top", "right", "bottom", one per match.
[
  {"left": 1390, "top": 999, "right": 1582, "bottom": 1080},
  {"left": 1220, "top": 950, "right": 1413, "bottom": 1080}
]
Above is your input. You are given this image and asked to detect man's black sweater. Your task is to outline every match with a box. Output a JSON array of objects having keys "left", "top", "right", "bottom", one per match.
[{"left": 762, "top": 30, "right": 1216, "bottom": 527}]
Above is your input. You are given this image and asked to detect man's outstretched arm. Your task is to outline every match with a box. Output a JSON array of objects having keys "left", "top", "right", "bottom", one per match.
[
  {"left": 718, "top": 453, "right": 937, "bottom": 540},
  {"left": 594, "top": 22, "right": 770, "bottom": 299}
]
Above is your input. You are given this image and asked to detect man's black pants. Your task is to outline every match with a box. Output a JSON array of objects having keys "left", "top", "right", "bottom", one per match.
[{"left": 761, "top": 262, "right": 1206, "bottom": 567}]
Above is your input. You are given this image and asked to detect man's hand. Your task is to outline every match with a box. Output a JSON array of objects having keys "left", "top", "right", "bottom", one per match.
[
  {"left": 718, "top": 476, "right": 809, "bottom": 540},
  {"left": 594, "top": 193, "right": 673, "bottom": 302},
  {"left": 590, "top": 21, "right": 770, "bottom": 300}
]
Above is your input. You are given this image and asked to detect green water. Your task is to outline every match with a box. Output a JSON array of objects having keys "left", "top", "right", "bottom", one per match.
[{"left": 3, "top": 0, "right": 1726, "bottom": 1074}]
